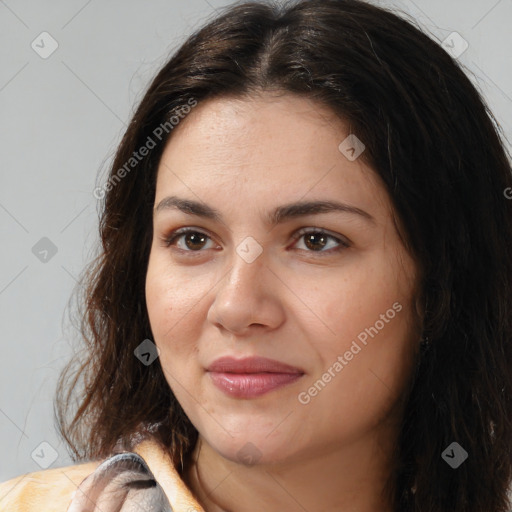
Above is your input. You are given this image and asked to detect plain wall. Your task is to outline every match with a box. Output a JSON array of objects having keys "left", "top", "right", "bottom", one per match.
[{"left": 1, "top": 0, "right": 511, "bottom": 483}]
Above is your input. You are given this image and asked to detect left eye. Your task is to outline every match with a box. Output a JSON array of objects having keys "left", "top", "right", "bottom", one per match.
[
  {"left": 162, "top": 227, "right": 350, "bottom": 255},
  {"left": 292, "top": 228, "right": 350, "bottom": 254}
]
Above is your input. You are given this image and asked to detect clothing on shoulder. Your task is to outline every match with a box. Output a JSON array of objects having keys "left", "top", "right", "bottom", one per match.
[{"left": 0, "top": 437, "right": 204, "bottom": 512}]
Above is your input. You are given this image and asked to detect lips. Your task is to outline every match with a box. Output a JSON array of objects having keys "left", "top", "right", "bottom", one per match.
[
  {"left": 206, "top": 356, "right": 304, "bottom": 374},
  {"left": 206, "top": 356, "right": 305, "bottom": 398}
]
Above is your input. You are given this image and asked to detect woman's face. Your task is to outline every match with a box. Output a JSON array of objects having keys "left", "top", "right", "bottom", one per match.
[{"left": 145, "top": 92, "right": 421, "bottom": 465}]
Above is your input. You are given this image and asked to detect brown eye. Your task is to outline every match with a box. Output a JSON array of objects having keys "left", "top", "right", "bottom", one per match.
[
  {"left": 181, "top": 232, "right": 208, "bottom": 251},
  {"left": 304, "top": 232, "right": 329, "bottom": 251},
  {"left": 293, "top": 228, "right": 350, "bottom": 255},
  {"left": 163, "top": 228, "right": 214, "bottom": 251},
  {"left": 162, "top": 227, "right": 349, "bottom": 256}
]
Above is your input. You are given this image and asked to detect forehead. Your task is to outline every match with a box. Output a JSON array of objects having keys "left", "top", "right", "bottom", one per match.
[{"left": 154, "top": 93, "right": 391, "bottom": 219}]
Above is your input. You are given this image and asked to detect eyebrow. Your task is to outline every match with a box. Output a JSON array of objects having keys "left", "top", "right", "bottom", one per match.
[{"left": 154, "top": 195, "right": 376, "bottom": 226}]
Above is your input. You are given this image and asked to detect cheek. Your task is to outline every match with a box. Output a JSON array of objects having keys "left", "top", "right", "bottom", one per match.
[
  {"left": 301, "top": 251, "right": 418, "bottom": 393},
  {"left": 302, "top": 260, "right": 405, "bottom": 345},
  {"left": 146, "top": 254, "right": 202, "bottom": 334},
  {"left": 145, "top": 256, "right": 204, "bottom": 368},
  {"left": 145, "top": 260, "right": 205, "bottom": 404}
]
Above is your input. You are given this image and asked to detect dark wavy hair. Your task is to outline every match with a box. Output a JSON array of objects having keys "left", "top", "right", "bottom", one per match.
[{"left": 55, "top": 0, "right": 512, "bottom": 510}]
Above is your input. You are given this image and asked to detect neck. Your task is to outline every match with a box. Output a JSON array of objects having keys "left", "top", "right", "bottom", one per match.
[{"left": 183, "top": 427, "right": 398, "bottom": 512}]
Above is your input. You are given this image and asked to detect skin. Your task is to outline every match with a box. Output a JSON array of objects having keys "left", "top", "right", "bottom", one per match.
[{"left": 145, "top": 92, "right": 422, "bottom": 512}]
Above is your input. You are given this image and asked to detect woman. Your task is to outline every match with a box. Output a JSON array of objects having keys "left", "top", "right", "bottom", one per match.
[{"left": 1, "top": 0, "right": 512, "bottom": 510}]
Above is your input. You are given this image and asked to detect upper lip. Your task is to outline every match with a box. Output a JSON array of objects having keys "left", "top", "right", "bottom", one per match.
[{"left": 207, "top": 356, "right": 304, "bottom": 374}]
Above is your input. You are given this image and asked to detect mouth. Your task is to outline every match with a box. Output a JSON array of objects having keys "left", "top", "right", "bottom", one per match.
[{"left": 206, "top": 356, "right": 305, "bottom": 399}]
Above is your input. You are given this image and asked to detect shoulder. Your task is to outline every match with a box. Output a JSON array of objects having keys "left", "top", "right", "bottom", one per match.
[
  {"left": 0, "top": 439, "right": 203, "bottom": 511},
  {"left": 0, "top": 460, "right": 101, "bottom": 512}
]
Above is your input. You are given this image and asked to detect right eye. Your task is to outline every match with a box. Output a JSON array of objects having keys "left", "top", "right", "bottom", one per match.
[{"left": 161, "top": 227, "right": 217, "bottom": 252}]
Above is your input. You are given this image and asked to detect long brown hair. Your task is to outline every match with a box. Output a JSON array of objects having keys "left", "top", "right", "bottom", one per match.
[{"left": 55, "top": 1, "right": 512, "bottom": 510}]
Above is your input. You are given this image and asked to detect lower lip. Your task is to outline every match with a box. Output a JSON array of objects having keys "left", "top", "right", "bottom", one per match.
[{"left": 208, "top": 372, "right": 303, "bottom": 398}]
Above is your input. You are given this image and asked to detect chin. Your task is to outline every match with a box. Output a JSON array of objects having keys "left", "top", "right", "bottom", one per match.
[{"left": 205, "top": 428, "right": 299, "bottom": 467}]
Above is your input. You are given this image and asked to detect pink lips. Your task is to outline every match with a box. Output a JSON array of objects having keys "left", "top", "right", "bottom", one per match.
[{"left": 206, "top": 356, "right": 305, "bottom": 398}]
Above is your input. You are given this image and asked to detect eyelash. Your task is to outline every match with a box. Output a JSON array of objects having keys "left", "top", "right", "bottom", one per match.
[{"left": 160, "top": 227, "right": 350, "bottom": 257}]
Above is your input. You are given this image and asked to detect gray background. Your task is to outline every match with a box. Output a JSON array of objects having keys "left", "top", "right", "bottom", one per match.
[{"left": 1, "top": 0, "right": 511, "bottom": 484}]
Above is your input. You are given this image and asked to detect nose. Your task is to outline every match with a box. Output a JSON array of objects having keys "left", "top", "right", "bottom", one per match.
[{"left": 207, "top": 248, "right": 285, "bottom": 336}]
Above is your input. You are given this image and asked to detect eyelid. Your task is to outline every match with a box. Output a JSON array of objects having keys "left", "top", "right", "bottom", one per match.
[
  {"left": 292, "top": 227, "right": 351, "bottom": 247},
  {"left": 160, "top": 226, "right": 350, "bottom": 255},
  {"left": 161, "top": 226, "right": 218, "bottom": 246}
]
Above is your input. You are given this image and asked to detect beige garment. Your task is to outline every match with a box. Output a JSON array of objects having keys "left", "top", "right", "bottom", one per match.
[{"left": 0, "top": 437, "right": 205, "bottom": 511}]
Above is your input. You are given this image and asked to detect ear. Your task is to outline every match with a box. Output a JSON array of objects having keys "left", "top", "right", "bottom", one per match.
[{"left": 67, "top": 452, "right": 173, "bottom": 511}]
